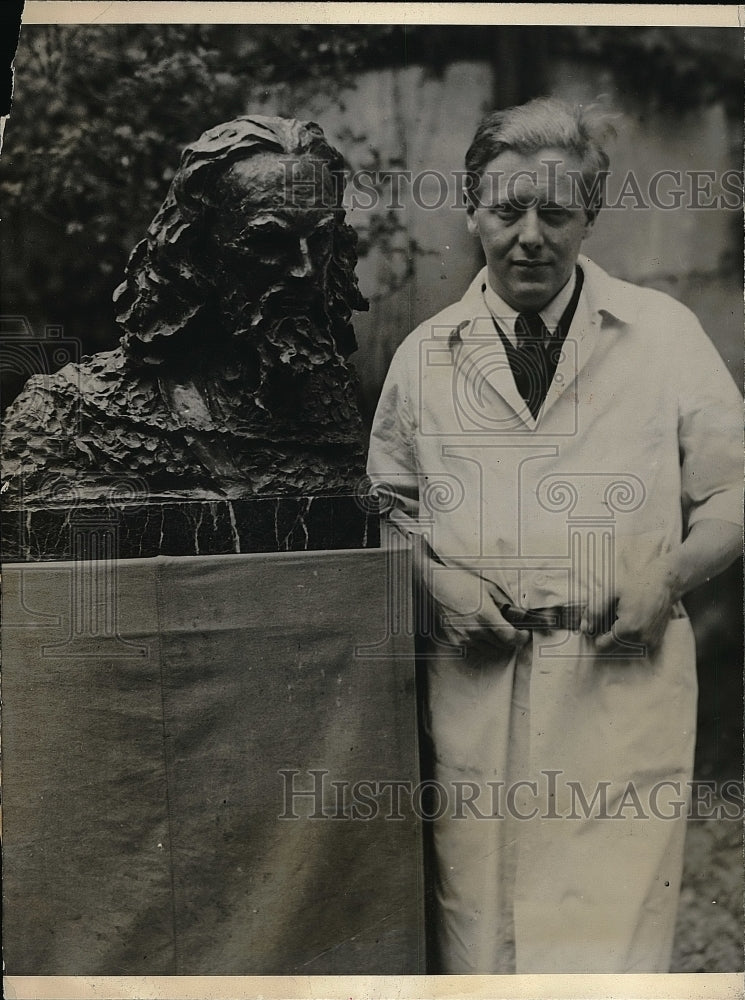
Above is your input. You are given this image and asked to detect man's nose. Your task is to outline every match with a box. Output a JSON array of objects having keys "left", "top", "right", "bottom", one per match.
[
  {"left": 517, "top": 209, "right": 543, "bottom": 250},
  {"left": 289, "top": 237, "right": 314, "bottom": 279}
]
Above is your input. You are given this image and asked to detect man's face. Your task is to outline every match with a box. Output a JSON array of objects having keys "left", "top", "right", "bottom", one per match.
[
  {"left": 211, "top": 153, "right": 338, "bottom": 320},
  {"left": 467, "top": 147, "right": 595, "bottom": 312}
]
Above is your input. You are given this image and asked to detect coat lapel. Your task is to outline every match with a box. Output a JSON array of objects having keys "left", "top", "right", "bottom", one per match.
[
  {"left": 455, "top": 271, "right": 536, "bottom": 429},
  {"left": 540, "top": 293, "right": 599, "bottom": 421},
  {"left": 458, "top": 313, "right": 538, "bottom": 429}
]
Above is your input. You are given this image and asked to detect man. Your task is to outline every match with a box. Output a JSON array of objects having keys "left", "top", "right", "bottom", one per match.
[
  {"left": 2, "top": 116, "right": 368, "bottom": 502},
  {"left": 367, "top": 98, "right": 742, "bottom": 973}
]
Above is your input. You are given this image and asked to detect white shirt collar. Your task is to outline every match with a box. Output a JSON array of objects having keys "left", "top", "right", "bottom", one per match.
[{"left": 482, "top": 268, "right": 578, "bottom": 346}]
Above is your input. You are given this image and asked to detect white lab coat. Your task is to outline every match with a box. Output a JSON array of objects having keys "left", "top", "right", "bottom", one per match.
[{"left": 367, "top": 256, "right": 742, "bottom": 973}]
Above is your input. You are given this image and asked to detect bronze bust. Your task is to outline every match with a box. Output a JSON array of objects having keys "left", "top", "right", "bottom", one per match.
[{"left": 2, "top": 116, "right": 368, "bottom": 502}]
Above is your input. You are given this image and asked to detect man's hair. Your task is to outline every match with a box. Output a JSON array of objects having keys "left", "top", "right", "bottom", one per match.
[
  {"left": 114, "top": 116, "right": 366, "bottom": 366},
  {"left": 464, "top": 97, "right": 616, "bottom": 216}
]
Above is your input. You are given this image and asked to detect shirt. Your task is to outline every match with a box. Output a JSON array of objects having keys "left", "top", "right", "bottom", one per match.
[{"left": 483, "top": 267, "right": 578, "bottom": 346}]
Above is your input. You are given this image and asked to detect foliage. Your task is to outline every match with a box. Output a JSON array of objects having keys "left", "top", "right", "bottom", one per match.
[{"left": 3, "top": 26, "right": 247, "bottom": 342}]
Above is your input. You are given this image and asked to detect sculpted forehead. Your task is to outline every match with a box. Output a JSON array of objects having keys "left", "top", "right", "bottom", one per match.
[
  {"left": 219, "top": 152, "right": 339, "bottom": 212},
  {"left": 213, "top": 152, "right": 341, "bottom": 249}
]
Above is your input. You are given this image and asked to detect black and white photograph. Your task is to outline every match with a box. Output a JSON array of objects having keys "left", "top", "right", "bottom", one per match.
[{"left": 1, "top": 4, "right": 743, "bottom": 998}]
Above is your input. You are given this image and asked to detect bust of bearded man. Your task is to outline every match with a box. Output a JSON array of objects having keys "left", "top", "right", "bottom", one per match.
[{"left": 1, "top": 116, "right": 369, "bottom": 503}]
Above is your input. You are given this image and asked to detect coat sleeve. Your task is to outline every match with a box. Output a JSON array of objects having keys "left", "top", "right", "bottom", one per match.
[
  {"left": 675, "top": 312, "right": 743, "bottom": 531},
  {"left": 366, "top": 340, "right": 421, "bottom": 521}
]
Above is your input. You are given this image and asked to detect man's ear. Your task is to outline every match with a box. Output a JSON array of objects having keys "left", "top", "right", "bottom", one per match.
[{"left": 466, "top": 205, "right": 479, "bottom": 235}]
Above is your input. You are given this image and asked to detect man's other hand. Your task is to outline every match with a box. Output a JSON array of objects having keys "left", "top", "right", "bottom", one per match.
[{"left": 429, "top": 565, "right": 530, "bottom": 650}]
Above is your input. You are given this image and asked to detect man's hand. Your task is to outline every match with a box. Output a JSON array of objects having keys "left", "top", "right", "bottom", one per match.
[
  {"left": 581, "top": 519, "right": 741, "bottom": 656},
  {"left": 428, "top": 564, "right": 530, "bottom": 650},
  {"left": 581, "top": 556, "right": 676, "bottom": 655}
]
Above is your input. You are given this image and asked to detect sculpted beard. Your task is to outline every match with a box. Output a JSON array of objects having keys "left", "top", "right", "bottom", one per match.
[{"left": 216, "top": 268, "right": 349, "bottom": 404}]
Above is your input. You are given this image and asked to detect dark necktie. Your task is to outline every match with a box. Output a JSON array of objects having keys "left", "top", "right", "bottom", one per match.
[
  {"left": 493, "top": 266, "right": 584, "bottom": 420},
  {"left": 514, "top": 311, "right": 551, "bottom": 419}
]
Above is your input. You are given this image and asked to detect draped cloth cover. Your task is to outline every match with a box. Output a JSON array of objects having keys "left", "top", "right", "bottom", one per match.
[{"left": 2, "top": 549, "right": 423, "bottom": 975}]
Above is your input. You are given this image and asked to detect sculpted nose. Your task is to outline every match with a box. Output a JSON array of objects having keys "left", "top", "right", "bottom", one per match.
[
  {"left": 518, "top": 210, "right": 543, "bottom": 251},
  {"left": 289, "top": 237, "right": 314, "bottom": 279}
]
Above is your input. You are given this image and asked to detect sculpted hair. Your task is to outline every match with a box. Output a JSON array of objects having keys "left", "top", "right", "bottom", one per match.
[
  {"left": 464, "top": 97, "right": 616, "bottom": 216},
  {"left": 114, "top": 116, "right": 366, "bottom": 366}
]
